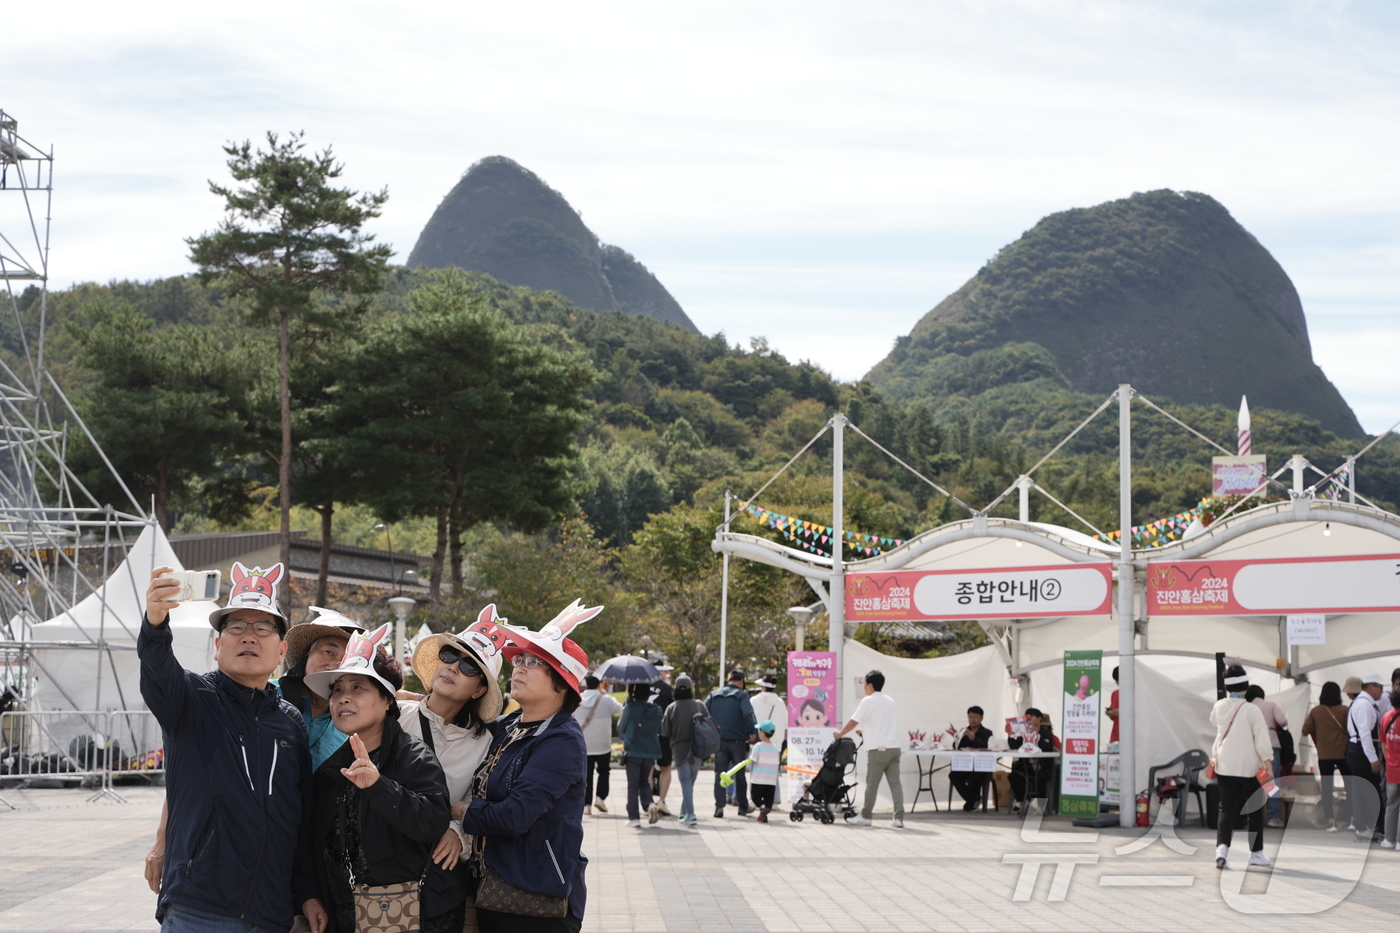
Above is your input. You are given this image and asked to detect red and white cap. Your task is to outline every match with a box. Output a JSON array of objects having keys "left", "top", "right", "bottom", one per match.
[
  {"left": 208, "top": 562, "right": 289, "bottom": 633},
  {"left": 501, "top": 599, "right": 602, "bottom": 696},
  {"left": 304, "top": 623, "right": 397, "bottom": 698}
]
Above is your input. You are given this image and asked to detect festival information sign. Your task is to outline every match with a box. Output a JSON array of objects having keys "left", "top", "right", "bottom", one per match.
[
  {"left": 1060, "top": 650, "right": 1102, "bottom": 817},
  {"left": 1212, "top": 455, "right": 1267, "bottom": 497},
  {"left": 1146, "top": 554, "right": 1400, "bottom": 616},
  {"left": 845, "top": 563, "right": 1113, "bottom": 622},
  {"left": 786, "top": 651, "right": 838, "bottom": 775}
]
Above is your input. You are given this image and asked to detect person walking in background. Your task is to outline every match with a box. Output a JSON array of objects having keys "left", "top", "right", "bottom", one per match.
[
  {"left": 648, "top": 666, "right": 676, "bottom": 815},
  {"left": 619, "top": 682, "right": 664, "bottom": 827},
  {"left": 835, "top": 670, "right": 905, "bottom": 829},
  {"left": 1106, "top": 667, "right": 1120, "bottom": 745},
  {"left": 1347, "top": 672, "right": 1387, "bottom": 843},
  {"left": 749, "top": 721, "right": 781, "bottom": 822},
  {"left": 661, "top": 675, "right": 709, "bottom": 826},
  {"left": 575, "top": 675, "right": 623, "bottom": 816},
  {"left": 707, "top": 670, "right": 757, "bottom": 818},
  {"left": 1245, "top": 684, "right": 1289, "bottom": 827},
  {"left": 1301, "top": 681, "right": 1351, "bottom": 832},
  {"left": 1211, "top": 665, "right": 1274, "bottom": 869},
  {"left": 1381, "top": 687, "right": 1400, "bottom": 849}
]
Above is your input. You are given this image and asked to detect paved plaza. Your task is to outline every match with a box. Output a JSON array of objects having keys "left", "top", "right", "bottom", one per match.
[{"left": 3, "top": 784, "right": 1400, "bottom": 932}]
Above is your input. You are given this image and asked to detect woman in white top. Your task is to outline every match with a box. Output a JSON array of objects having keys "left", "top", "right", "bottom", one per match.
[
  {"left": 399, "top": 606, "right": 507, "bottom": 873},
  {"left": 1211, "top": 665, "right": 1275, "bottom": 869}
]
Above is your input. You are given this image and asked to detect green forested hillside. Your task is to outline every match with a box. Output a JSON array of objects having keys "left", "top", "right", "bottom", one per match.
[
  {"left": 24, "top": 253, "right": 1398, "bottom": 677},
  {"left": 868, "top": 190, "right": 1365, "bottom": 436}
]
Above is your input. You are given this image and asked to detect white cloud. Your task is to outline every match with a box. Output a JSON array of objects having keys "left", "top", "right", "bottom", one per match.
[{"left": 4, "top": 0, "right": 1399, "bottom": 431}]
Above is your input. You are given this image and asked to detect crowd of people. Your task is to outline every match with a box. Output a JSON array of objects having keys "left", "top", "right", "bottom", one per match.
[{"left": 139, "top": 563, "right": 596, "bottom": 933}]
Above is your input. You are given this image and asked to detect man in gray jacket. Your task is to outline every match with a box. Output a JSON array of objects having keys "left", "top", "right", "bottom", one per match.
[{"left": 706, "top": 669, "right": 757, "bottom": 818}]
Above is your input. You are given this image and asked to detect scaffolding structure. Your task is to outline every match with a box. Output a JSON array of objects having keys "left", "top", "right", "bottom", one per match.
[{"left": 0, "top": 108, "right": 151, "bottom": 718}]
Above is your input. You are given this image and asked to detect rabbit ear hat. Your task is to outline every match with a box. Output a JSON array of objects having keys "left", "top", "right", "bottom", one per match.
[
  {"left": 500, "top": 599, "right": 603, "bottom": 695},
  {"left": 412, "top": 604, "right": 508, "bottom": 722},
  {"left": 208, "top": 561, "right": 288, "bottom": 633},
  {"left": 304, "top": 623, "right": 396, "bottom": 698}
]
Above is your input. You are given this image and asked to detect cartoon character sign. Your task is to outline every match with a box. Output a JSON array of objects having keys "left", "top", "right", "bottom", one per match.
[
  {"left": 340, "top": 623, "right": 393, "bottom": 673},
  {"left": 502, "top": 598, "right": 602, "bottom": 684},
  {"left": 461, "top": 604, "right": 507, "bottom": 678},
  {"left": 226, "top": 561, "right": 285, "bottom": 614}
]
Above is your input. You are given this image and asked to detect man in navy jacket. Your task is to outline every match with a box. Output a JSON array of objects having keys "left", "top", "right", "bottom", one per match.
[
  {"left": 139, "top": 565, "right": 326, "bottom": 933},
  {"left": 706, "top": 669, "right": 757, "bottom": 818}
]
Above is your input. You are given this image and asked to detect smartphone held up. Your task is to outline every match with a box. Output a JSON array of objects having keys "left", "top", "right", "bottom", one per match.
[{"left": 160, "top": 570, "right": 221, "bottom": 602}]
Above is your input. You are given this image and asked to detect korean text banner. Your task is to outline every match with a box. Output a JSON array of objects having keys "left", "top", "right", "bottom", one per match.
[
  {"left": 786, "top": 651, "right": 838, "bottom": 774},
  {"left": 846, "top": 564, "right": 1113, "bottom": 621},
  {"left": 1146, "top": 554, "right": 1400, "bottom": 616},
  {"left": 1060, "top": 650, "right": 1102, "bottom": 817}
]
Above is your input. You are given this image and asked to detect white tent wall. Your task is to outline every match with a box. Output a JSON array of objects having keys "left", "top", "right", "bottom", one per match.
[
  {"left": 841, "top": 640, "right": 1017, "bottom": 812},
  {"left": 29, "top": 524, "right": 217, "bottom": 713}
]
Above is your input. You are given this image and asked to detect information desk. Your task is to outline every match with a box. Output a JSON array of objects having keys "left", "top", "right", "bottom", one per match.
[{"left": 907, "top": 748, "right": 1062, "bottom": 814}]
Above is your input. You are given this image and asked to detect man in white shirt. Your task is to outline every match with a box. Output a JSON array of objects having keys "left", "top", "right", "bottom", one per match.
[
  {"left": 1346, "top": 672, "right": 1385, "bottom": 842},
  {"left": 834, "top": 669, "right": 904, "bottom": 829},
  {"left": 575, "top": 675, "right": 624, "bottom": 815}
]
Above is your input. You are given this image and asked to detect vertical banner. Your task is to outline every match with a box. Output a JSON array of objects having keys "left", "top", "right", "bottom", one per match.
[
  {"left": 786, "top": 651, "right": 838, "bottom": 774},
  {"left": 1060, "top": 649, "right": 1103, "bottom": 817}
]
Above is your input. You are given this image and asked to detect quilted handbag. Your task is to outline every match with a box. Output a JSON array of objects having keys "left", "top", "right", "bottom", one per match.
[
  {"left": 352, "top": 879, "right": 421, "bottom": 933},
  {"left": 476, "top": 865, "right": 568, "bottom": 919}
]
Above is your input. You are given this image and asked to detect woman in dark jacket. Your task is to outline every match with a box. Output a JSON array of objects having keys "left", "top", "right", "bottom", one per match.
[
  {"left": 619, "top": 682, "right": 664, "bottom": 826},
  {"left": 461, "top": 600, "right": 600, "bottom": 933},
  {"left": 661, "top": 675, "right": 708, "bottom": 826},
  {"left": 1006, "top": 707, "right": 1062, "bottom": 811},
  {"left": 305, "top": 625, "right": 466, "bottom": 933}
]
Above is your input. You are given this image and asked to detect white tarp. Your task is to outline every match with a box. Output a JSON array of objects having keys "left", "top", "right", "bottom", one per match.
[
  {"left": 29, "top": 524, "right": 217, "bottom": 712},
  {"left": 841, "top": 640, "right": 1018, "bottom": 812}
]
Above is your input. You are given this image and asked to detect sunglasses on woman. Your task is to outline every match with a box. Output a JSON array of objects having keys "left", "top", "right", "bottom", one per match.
[{"left": 437, "top": 647, "right": 484, "bottom": 678}]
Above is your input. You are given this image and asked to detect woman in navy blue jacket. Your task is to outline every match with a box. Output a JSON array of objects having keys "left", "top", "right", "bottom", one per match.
[
  {"left": 461, "top": 601, "right": 601, "bottom": 933},
  {"left": 618, "top": 683, "right": 663, "bottom": 826}
]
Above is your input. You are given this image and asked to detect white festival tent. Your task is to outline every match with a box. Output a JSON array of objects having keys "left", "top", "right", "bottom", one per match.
[
  {"left": 28, "top": 523, "right": 217, "bottom": 713},
  {"left": 715, "top": 398, "right": 1400, "bottom": 822}
]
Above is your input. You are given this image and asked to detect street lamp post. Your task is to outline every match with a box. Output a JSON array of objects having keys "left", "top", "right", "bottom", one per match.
[
  {"left": 786, "top": 605, "right": 814, "bottom": 652},
  {"left": 388, "top": 596, "right": 416, "bottom": 669}
]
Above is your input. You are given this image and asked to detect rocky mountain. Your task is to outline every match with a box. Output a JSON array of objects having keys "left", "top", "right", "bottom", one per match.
[
  {"left": 407, "top": 157, "right": 697, "bottom": 333},
  {"left": 866, "top": 190, "right": 1364, "bottom": 436}
]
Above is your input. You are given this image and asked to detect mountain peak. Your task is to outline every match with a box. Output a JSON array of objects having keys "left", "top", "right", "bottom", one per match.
[
  {"left": 867, "top": 189, "right": 1362, "bottom": 436},
  {"left": 407, "top": 157, "right": 697, "bottom": 333}
]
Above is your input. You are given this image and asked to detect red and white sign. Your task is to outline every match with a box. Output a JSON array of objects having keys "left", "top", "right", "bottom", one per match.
[
  {"left": 845, "top": 563, "right": 1113, "bottom": 621},
  {"left": 1065, "top": 737, "right": 1097, "bottom": 756},
  {"left": 1146, "top": 554, "right": 1400, "bottom": 616}
]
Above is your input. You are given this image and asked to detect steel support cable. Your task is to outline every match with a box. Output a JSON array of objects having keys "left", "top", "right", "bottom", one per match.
[
  {"left": 980, "top": 391, "right": 1118, "bottom": 515},
  {"left": 843, "top": 421, "right": 976, "bottom": 516},
  {"left": 1029, "top": 480, "right": 1108, "bottom": 539},
  {"left": 1133, "top": 392, "right": 1291, "bottom": 495},
  {"left": 1306, "top": 412, "right": 1400, "bottom": 498},
  {"left": 726, "top": 421, "right": 832, "bottom": 532}
]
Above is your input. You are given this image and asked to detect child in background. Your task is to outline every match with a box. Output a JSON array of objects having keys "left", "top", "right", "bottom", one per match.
[{"left": 750, "top": 720, "right": 781, "bottom": 822}]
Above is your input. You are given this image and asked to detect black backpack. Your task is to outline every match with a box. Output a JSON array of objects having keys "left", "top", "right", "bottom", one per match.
[
  {"left": 1277, "top": 725, "right": 1296, "bottom": 771},
  {"left": 690, "top": 709, "right": 721, "bottom": 760}
]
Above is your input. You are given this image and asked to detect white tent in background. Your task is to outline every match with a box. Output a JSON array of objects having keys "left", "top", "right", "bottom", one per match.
[{"left": 28, "top": 523, "right": 218, "bottom": 713}]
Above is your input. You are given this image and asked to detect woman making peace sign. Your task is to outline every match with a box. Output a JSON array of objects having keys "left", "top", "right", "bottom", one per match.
[{"left": 305, "top": 625, "right": 467, "bottom": 933}]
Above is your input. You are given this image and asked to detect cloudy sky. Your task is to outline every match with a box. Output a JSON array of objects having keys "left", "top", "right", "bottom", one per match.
[{"left": 6, "top": 0, "right": 1399, "bottom": 433}]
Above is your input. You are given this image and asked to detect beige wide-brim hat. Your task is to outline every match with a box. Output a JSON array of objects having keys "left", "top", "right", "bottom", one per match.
[
  {"left": 414, "top": 633, "right": 504, "bottom": 722},
  {"left": 284, "top": 607, "right": 366, "bottom": 671}
]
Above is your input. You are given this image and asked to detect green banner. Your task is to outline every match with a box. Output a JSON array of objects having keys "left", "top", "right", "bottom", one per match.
[{"left": 1058, "top": 650, "right": 1102, "bottom": 817}]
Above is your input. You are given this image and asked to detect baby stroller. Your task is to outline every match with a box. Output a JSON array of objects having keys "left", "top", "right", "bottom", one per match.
[{"left": 790, "top": 736, "right": 860, "bottom": 824}]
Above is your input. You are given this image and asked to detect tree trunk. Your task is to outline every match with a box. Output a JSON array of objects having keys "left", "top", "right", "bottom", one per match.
[
  {"left": 449, "top": 482, "right": 466, "bottom": 590},
  {"left": 155, "top": 453, "right": 171, "bottom": 531},
  {"left": 315, "top": 501, "right": 333, "bottom": 606},
  {"left": 278, "top": 304, "right": 293, "bottom": 570},
  {"left": 429, "top": 504, "right": 448, "bottom": 604}
]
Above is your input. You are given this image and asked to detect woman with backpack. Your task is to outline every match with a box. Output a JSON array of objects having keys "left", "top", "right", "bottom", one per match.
[{"left": 662, "top": 675, "right": 712, "bottom": 827}]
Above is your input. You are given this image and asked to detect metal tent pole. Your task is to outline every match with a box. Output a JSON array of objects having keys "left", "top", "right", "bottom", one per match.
[
  {"left": 719, "top": 491, "right": 731, "bottom": 691},
  {"left": 830, "top": 415, "right": 847, "bottom": 722},
  {"left": 1117, "top": 385, "right": 1137, "bottom": 828}
]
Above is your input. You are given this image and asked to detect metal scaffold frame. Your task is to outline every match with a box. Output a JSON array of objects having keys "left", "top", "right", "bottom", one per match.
[{"left": 0, "top": 109, "right": 152, "bottom": 731}]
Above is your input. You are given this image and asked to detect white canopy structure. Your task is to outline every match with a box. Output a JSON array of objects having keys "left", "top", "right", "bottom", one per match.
[
  {"left": 715, "top": 385, "right": 1400, "bottom": 825},
  {"left": 27, "top": 524, "right": 217, "bottom": 713}
]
